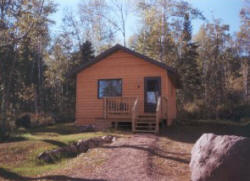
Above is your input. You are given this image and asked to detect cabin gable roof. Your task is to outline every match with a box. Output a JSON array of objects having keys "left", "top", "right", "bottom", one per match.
[{"left": 69, "top": 44, "right": 181, "bottom": 88}]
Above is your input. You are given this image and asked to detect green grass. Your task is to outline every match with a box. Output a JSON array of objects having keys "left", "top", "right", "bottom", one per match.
[{"left": 0, "top": 123, "right": 121, "bottom": 177}]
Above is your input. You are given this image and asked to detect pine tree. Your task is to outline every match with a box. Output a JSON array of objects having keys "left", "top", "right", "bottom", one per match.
[
  {"left": 182, "top": 14, "right": 192, "bottom": 42},
  {"left": 178, "top": 14, "right": 202, "bottom": 102},
  {"left": 80, "top": 40, "right": 95, "bottom": 64}
]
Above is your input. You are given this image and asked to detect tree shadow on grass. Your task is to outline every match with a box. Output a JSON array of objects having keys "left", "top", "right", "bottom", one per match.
[
  {"left": 0, "top": 167, "right": 106, "bottom": 181},
  {"left": 42, "top": 139, "right": 68, "bottom": 147},
  {"left": 29, "top": 125, "right": 83, "bottom": 135},
  {"left": 0, "top": 136, "right": 28, "bottom": 144},
  {"left": 100, "top": 144, "right": 189, "bottom": 164}
]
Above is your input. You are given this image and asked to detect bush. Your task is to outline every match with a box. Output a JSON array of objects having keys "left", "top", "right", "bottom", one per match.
[
  {"left": 219, "top": 104, "right": 250, "bottom": 121},
  {"left": 15, "top": 115, "right": 31, "bottom": 128},
  {"left": 177, "top": 99, "right": 206, "bottom": 120},
  {"left": 55, "top": 112, "right": 75, "bottom": 123},
  {"left": 15, "top": 112, "right": 55, "bottom": 128}
]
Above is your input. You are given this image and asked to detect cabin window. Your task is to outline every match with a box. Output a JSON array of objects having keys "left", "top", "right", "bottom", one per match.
[{"left": 98, "top": 79, "right": 122, "bottom": 98}]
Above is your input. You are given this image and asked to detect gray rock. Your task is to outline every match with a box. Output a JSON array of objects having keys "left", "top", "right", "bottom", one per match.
[
  {"left": 88, "top": 137, "right": 104, "bottom": 148},
  {"left": 190, "top": 133, "right": 250, "bottom": 181},
  {"left": 38, "top": 151, "right": 55, "bottom": 163},
  {"left": 38, "top": 135, "right": 116, "bottom": 163},
  {"left": 102, "top": 135, "right": 113, "bottom": 143},
  {"left": 63, "top": 143, "right": 78, "bottom": 155},
  {"left": 76, "top": 140, "right": 89, "bottom": 153}
]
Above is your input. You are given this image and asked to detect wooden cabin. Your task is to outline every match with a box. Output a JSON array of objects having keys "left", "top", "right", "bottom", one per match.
[{"left": 71, "top": 44, "right": 181, "bottom": 133}]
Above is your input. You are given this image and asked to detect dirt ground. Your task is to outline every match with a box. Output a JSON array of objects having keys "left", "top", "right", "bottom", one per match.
[
  {"left": 2, "top": 122, "right": 249, "bottom": 181},
  {"left": 41, "top": 133, "right": 192, "bottom": 181}
]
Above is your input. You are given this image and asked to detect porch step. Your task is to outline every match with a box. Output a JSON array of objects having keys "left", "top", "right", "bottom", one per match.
[
  {"left": 138, "top": 114, "right": 156, "bottom": 118},
  {"left": 134, "top": 129, "right": 156, "bottom": 133},
  {"left": 137, "top": 117, "right": 156, "bottom": 121},
  {"left": 135, "top": 123, "right": 156, "bottom": 128},
  {"left": 133, "top": 113, "right": 157, "bottom": 134},
  {"left": 135, "top": 120, "right": 155, "bottom": 124}
]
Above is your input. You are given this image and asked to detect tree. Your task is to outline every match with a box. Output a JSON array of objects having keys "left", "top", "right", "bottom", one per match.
[
  {"left": 237, "top": 0, "right": 250, "bottom": 56},
  {"left": 129, "top": 0, "right": 204, "bottom": 67},
  {"left": 194, "top": 20, "right": 234, "bottom": 119},
  {"left": 80, "top": 41, "right": 95, "bottom": 64},
  {"left": 178, "top": 14, "right": 202, "bottom": 103},
  {"left": 0, "top": 0, "right": 56, "bottom": 140},
  {"left": 182, "top": 14, "right": 192, "bottom": 43},
  {"left": 130, "top": 0, "right": 178, "bottom": 66},
  {"left": 77, "top": 0, "right": 115, "bottom": 53},
  {"left": 78, "top": 0, "right": 132, "bottom": 47}
]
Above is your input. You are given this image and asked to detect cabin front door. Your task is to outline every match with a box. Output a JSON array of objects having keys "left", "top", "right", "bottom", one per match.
[{"left": 144, "top": 77, "right": 161, "bottom": 113}]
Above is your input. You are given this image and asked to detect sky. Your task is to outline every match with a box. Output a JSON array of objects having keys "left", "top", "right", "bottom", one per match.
[{"left": 50, "top": 0, "right": 244, "bottom": 39}]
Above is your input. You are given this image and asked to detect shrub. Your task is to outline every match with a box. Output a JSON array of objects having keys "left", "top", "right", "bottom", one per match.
[
  {"left": 15, "top": 114, "right": 31, "bottom": 128},
  {"left": 15, "top": 112, "right": 55, "bottom": 128},
  {"left": 178, "top": 99, "right": 206, "bottom": 120},
  {"left": 219, "top": 104, "right": 250, "bottom": 121}
]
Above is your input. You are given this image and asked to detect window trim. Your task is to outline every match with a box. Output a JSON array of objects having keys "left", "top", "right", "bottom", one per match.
[{"left": 97, "top": 79, "right": 122, "bottom": 99}]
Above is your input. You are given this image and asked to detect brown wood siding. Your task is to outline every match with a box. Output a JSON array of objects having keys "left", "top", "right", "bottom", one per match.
[{"left": 75, "top": 50, "right": 176, "bottom": 125}]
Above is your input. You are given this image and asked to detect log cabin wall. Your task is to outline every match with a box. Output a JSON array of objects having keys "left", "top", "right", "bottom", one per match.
[{"left": 75, "top": 49, "right": 177, "bottom": 126}]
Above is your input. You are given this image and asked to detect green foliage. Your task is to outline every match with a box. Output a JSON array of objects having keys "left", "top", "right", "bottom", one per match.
[
  {"left": 0, "top": 0, "right": 57, "bottom": 139},
  {"left": 177, "top": 13, "right": 202, "bottom": 103},
  {"left": 237, "top": 0, "right": 250, "bottom": 55},
  {"left": 219, "top": 104, "right": 250, "bottom": 122},
  {"left": 0, "top": 0, "right": 249, "bottom": 135},
  {"left": 80, "top": 41, "right": 95, "bottom": 64},
  {"left": 178, "top": 43, "right": 202, "bottom": 101},
  {"left": 182, "top": 14, "right": 192, "bottom": 42}
]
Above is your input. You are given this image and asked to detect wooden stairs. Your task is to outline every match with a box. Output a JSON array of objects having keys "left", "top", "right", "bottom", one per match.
[
  {"left": 133, "top": 114, "right": 158, "bottom": 133},
  {"left": 103, "top": 96, "right": 167, "bottom": 134}
]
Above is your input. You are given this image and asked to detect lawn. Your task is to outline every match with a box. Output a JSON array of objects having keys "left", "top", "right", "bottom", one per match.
[{"left": 0, "top": 123, "right": 122, "bottom": 179}]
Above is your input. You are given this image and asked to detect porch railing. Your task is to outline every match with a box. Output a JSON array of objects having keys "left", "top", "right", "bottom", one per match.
[
  {"left": 156, "top": 96, "right": 168, "bottom": 133},
  {"left": 162, "top": 97, "right": 168, "bottom": 119},
  {"left": 103, "top": 97, "right": 136, "bottom": 119},
  {"left": 132, "top": 97, "right": 139, "bottom": 132}
]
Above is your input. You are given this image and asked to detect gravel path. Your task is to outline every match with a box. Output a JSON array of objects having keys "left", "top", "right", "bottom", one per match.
[
  {"left": 79, "top": 134, "right": 158, "bottom": 181},
  {"left": 40, "top": 133, "right": 191, "bottom": 181}
]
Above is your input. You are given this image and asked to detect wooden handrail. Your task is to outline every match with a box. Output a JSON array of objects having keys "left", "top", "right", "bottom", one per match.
[
  {"left": 132, "top": 97, "right": 139, "bottom": 133},
  {"left": 155, "top": 96, "right": 168, "bottom": 133},
  {"left": 155, "top": 97, "right": 161, "bottom": 134},
  {"left": 103, "top": 97, "right": 136, "bottom": 119},
  {"left": 162, "top": 97, "right": 168, "bottom": 119}
]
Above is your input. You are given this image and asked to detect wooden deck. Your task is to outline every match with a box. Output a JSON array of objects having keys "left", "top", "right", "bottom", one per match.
[{"left": 100, "top": 96, "right": 168, "bottom": 133}]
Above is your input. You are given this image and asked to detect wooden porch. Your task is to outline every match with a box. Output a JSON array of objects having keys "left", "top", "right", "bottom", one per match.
[{"left": 98, "top": 96, "right": 168, "bottom": 133}]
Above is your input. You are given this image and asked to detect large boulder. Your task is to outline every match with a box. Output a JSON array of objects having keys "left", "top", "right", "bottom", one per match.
[{"left": 190, "top": 133, "right": 250, "bottom": 181}]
